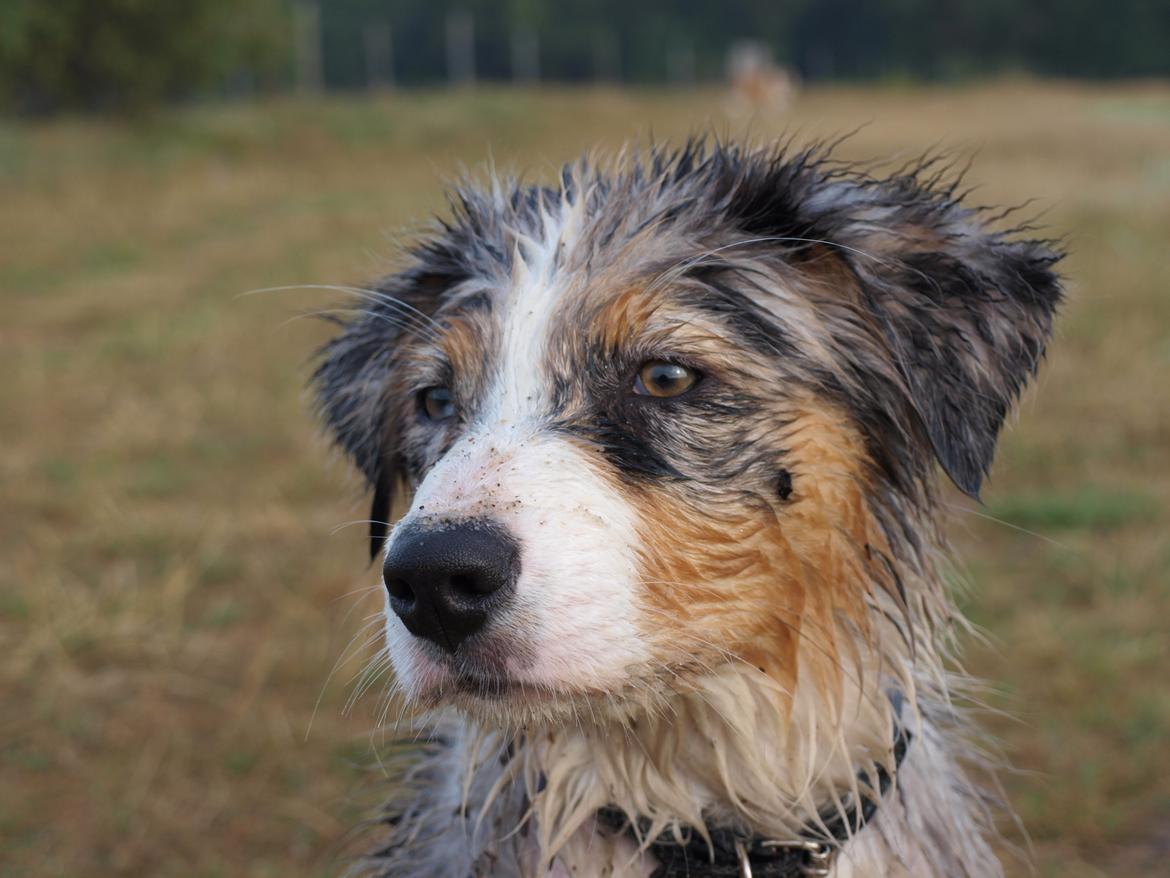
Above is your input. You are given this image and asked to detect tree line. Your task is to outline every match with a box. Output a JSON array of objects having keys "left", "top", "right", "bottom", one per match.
[{"left": 2, "top": 0, "right": 1168, "bottom": 114}]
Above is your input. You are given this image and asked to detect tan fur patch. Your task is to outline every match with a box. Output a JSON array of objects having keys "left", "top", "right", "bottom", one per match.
[
  {"left": 592, "top": 283, "right": 662, "bottom": 352},
  {"left": 631, "top": 398, "right": 899, "bottom": 717},
  {"left": 439, "top": 314, "right": 489, "bottom": 380}
]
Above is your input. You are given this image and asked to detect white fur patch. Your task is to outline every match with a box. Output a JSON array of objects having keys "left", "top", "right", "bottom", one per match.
[{"left": 383, "top": 193, "right": 649, "bottom": 702}]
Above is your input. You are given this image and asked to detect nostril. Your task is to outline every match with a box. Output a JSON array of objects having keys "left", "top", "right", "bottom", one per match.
[
  {"left": 449, "top": 571, "right": 499, "bottom": 597},
  {"left": 448, "top": 573, "right": 476, "bottom": 596},
  {"left": 385, "top": 577, "right": 415, "bottom": 603}
]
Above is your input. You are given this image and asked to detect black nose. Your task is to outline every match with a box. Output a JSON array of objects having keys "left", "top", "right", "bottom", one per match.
[{"left": 382, "top": 519, "right": 519, "bottom": 653}]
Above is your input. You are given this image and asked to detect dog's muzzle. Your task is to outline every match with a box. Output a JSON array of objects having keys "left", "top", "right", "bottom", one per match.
[{"left": 382, "top": 518, "right": 519, "bottom": 653}]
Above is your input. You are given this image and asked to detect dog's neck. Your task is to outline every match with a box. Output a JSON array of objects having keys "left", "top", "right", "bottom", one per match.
[
  {"left": 518, "top": 666, "right": 900, "bottom": 856},
  {"left": 593, "top": 689, "right": 911, "bottom": 878},
  {"left": 367, "top": 661, "right": 1005, "bottom": 878}
]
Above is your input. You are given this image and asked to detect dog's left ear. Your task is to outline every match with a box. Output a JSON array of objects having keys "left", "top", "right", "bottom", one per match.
[
  {"left": 312, "top": 307, "right": 402, "bottom": 561},
  {"left": 311, "top": 268, "right": 453, "bottom": 560},
  {"left": 848, "top": 205, "right": 1064, "bottom": 497}
]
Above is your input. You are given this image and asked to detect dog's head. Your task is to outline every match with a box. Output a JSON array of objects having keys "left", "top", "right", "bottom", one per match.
[{"left": 314, "top": 143, "right": 1061, "bottom": 724}]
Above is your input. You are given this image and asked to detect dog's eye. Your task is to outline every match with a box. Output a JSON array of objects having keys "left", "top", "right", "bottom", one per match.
[
  {"left": 419, "top": 386, "right": 455, "bottom": 421},
  {"left": 633, "top": 361, "right": 699, "bottom": 398}
]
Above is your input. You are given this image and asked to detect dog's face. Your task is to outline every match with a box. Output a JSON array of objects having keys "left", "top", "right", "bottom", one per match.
[{"left": 315, "top": 144, "right": 1061, "bottom": 723}]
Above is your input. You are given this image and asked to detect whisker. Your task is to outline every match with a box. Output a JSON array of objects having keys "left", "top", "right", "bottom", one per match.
[
  {"left": 241, "top": 283, "right": 444, "bottom": 342},
  {"left": 306, "top": 611, "right": 384, "bottom": 741},
  {"left": 944, "top": 501, "right": 1069, "bottom": 549},
  {"left": 330, "top": 518, "right": 396, "bottom": 537}
]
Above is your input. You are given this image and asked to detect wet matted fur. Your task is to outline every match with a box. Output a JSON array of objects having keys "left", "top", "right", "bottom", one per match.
[{"left": 310, "top": 139, "right": 1063, "bottom": 877}]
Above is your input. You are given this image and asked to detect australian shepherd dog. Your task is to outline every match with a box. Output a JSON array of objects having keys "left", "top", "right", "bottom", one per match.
[{"left": 310, "top": 140, "right": 1062, "bottom": 877}]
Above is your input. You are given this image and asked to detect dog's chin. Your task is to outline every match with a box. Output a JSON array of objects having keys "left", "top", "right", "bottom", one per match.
[{"left": 395, "top": 643, "right": 647, "bottom": 726}]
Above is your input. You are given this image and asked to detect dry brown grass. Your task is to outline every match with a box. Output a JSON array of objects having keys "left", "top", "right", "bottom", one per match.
[{"left": 2, "top": 82, "right": 1168, "bottom": 877}]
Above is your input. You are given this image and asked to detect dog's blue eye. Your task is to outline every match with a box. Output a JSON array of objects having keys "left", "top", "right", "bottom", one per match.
[
  {"left": 420, "top": 386, "right": 455, "bottom": 421},
  {"left": 633, "top": 361, "right": 699, "bottom": 398}
]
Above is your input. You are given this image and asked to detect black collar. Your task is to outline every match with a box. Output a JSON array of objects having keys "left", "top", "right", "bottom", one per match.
[{"left": 597, "top": 720, "right": 911, "bottom": 878}]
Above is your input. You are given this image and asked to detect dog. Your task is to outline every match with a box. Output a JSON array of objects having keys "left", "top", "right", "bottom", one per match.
[{"left": 311, "top": 140, "right": 1062, "bottom": 877}]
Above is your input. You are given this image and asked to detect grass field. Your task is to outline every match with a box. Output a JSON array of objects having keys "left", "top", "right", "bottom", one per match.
[{"left": 2, "top": 82, "right": 1168, "bottom": 877}]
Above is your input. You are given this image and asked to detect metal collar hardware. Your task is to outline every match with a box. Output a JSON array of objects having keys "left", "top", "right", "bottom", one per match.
[{"left": 736, "top": 839, "right": 836, "bottom": 878}]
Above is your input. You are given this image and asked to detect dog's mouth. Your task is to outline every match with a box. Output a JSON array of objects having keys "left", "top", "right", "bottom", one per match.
[
  {"left": 402, "top": 636, "right": 566, "bottom": 705},
  {"left": 391, "top": 601, "right": 648, "bottom": 714},
  {"left": 418, "top": 667, "right": 588, "bottom": 715},
  {"left": 404, "top": 644, "right": 626, "bottom": 712},
  {"left": 441, "top": 670, "right": 632, "bottom": 718}
]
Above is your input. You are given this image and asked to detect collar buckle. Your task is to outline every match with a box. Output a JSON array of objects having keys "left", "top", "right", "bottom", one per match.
[{"left": 736, "top": 839, "right": 836, "bottom": 878}]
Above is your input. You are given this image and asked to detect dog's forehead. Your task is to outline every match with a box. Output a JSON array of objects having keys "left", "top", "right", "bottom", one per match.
[
  {"left": 439, "top": 193, "right": 757, "bottom": 338},
  {"left": 435, "top": 169, "right": 737, "bottom": 306},
  {"left": 479, "top": 203, "right": 614, "bottom": 420}
]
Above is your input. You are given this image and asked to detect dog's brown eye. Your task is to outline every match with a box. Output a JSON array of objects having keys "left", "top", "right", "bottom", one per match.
[
  {"left": 634, "top": 361, "right": 698, "bottom": 398},
  {"left": 420, "top": 386, "right": 455, "bottom": 421}
]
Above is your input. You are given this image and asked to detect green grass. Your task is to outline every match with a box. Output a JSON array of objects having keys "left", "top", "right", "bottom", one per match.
[
  {"left": 988, "top": 485, "right": 1160, "bottom": 531},
  {"left": 2, "top": 83, "right": 1169, "bottom": 876}
]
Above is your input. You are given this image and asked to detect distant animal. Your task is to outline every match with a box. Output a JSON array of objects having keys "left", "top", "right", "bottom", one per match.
[
  {"left": 311, "top": 139, "right": 1062, "bottom": 877},
  {"left": 727, "top": 41, "right": 799, "bottom": 112}
]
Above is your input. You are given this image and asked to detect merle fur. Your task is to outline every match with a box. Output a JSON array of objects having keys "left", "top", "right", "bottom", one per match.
[{"left": 311, "top": 138, "right": 1063, "bottom": 556}]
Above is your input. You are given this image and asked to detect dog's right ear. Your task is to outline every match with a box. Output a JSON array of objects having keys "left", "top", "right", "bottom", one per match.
[{"left": 310, "top": 269, "right": 449, "bottom": 560}]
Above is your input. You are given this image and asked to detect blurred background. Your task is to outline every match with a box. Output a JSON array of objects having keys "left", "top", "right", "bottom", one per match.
[{"left": 1, "top": 2, "right": 1168, "bottom": 876}]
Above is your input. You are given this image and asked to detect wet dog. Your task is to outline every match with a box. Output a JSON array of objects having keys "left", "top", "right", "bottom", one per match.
[{"left": 312, "top": 140, "right": 1062, "bottom": 877}]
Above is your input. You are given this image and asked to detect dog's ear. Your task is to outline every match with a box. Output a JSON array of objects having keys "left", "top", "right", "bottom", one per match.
[
  {"left": 845, "top": 193, "right": 1064, "bottom": 497},
  {"left": 311, "top": 269, "right": 450, "bottom": 560},
  {"left": 312, "top": 302, "right": 402, "bottom": 561},
  {"left": 719, "top": 150, "right": 1063, "bottom": 496},
  {"left": 711, "top": 146, "right": 1062, "bottom": 497}
]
